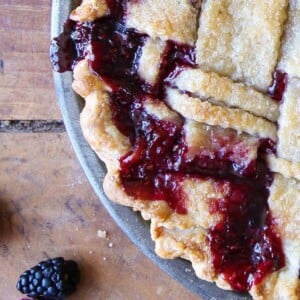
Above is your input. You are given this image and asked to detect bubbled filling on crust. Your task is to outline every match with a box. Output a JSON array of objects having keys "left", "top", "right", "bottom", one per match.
[
  {"left": 268, "top": 70, "right": 288, "bottom": 102},
  {"left": 50, "top": 2, "right": 285, "bottom": 293}
]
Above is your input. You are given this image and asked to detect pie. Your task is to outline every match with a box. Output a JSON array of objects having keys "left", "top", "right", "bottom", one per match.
[{"left": 50, "top": 0, "right": 300, "bottom": 299}]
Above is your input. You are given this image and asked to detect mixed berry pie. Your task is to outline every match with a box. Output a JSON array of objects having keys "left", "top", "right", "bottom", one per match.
[{"left": 50, "top": 0, "right": 300, "bottom": 298}]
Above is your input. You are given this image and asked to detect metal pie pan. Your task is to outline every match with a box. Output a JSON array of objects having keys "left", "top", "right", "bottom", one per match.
[{"left": 51, "top": 1, "right": 250, "bottom": 299}]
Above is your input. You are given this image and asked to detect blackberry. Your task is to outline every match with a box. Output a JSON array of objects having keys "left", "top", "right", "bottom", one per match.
[{"left": 16, "top": 257, "right": 80, "bottom": 300}]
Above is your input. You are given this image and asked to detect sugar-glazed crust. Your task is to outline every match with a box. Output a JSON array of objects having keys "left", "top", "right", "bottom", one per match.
[
  {"left": 277, "top": 78, "right": 300, "bottom": 163},
  {"left": 126, "top": 0, "right": 201, "bottom": 44},
  {"left": 278, "top": 7, "right": 300, "bottom": 77},
  {"left": 267, "top": 154, "right": 300, "bottom": 182},
  {"left": 137, "top": 38, "right": 166, "bottom": 85},
  {"left": 196, "top": 0, "right": 288, "bottom": 91},
  {"left": 174, "top": 68, "right": 279, "bottom": 121},
  {"left": 166, "top": 88, "right": 278, "bottom": 140}
]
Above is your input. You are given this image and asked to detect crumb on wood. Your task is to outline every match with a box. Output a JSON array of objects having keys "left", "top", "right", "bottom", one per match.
[{"left": 97, "top": 229, "right": 108, "bottom": 239}]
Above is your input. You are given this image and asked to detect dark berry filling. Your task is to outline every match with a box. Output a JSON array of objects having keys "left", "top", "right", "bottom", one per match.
[
  {"left": 50, "top": 1, "right": 285, "bottom": 292},
  {"left": 50, "top": 20, "right": 92, "bottom": 72},
  {"left": 208, "top": 170, "right": 284, "bottom": 291},
  {"left": 268, "top": 70, "right": 288, "bottom": 102}
]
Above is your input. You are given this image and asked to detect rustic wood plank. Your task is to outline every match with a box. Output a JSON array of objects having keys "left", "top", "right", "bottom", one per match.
[
  {"left": 0, "top": 133, "right": 199, "bottom": 299},
  {"left": 0, "top": 4, "right": 61, "bottom": 120}
]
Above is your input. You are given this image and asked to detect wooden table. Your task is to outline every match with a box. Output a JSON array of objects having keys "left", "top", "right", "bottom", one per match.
[{"left": 0, "top": 1, "right": 200, "bottom": 299}]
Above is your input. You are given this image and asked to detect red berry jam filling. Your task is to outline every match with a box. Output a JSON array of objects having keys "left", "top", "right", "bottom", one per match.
[
  {"left": 50, "top": 1, "right": 285, "bottom": 293},
  {"left": 208, "top": 173, "right": 284, "bottom": 291},
  {"left": 268, "top": 71, "right": 288, "bottom": 102},
  {"left": 50, "top": 20, "right": 92, "bottom": 72}
]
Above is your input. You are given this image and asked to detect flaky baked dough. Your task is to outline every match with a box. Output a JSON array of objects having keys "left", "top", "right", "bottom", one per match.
[
  {"left": 174, "top": 68, "right": 279, "bottom": 122},
  {"left": 126, "top": 0, "right": 201, "bottom": 45},
  {"left": 70, "top": 0, "right": 109, "bottom": 21},
  {"left": 166, "top": 88, "right": 278, "bottom": 140},
  {"left": 278, "top": 8, "right": 300, "bottom": 77},
  {"left": 138, "top": 38, "right": 166, "bottom": 85},
  {"left": 68, "top": 1, "right": 300, "bottom": 299},
  {"left": 196, "top": 0, "right": 288, "bottom": 91},
  {"left": 277, "top": 78, "right": 300, "bottom": 163}
]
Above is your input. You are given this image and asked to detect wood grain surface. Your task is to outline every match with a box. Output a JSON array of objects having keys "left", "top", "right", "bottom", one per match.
[
  {"left": 0, "top": 1, "right": 60, "bottom": 120},
  {"left": 0, "top": 1, "right": 200, "bottom": 299}
]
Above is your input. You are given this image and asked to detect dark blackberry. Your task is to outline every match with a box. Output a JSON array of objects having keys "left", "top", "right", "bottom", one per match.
[{"left": 16, "top": 257, "right": 80, "bottom": 300}]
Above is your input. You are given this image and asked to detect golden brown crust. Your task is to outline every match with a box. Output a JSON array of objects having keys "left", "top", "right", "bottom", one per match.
[
  {"left": 138, "top": 38, "right": 166, "bottom": 85},
  {"left": 152, "top": 222, "right": 216, "bottom": 282},
  {"left": 150, "top": 178, "right": 233, "bottom": 289},
  {"left": 196, "top": 0, "right": 288, "bottom": 91},
  {"left": 174, "top": 68, "right": 279, "bottom": 121},
  {"left": 277, "top": 78, "right": 300, "bottom": 163},
  {"left": 70, "top": 0, "right": 109, "bottom": 22},
  {"left": 126, "top": 0, "right": 201, "bottom": 44},
  {"left": 72, "top": 60, "right": 110, "bottom": 97},
  {"left": 266, "top": 154, "right": 300, "bottom": 182},
  {"left": 166, "top": 88, "right": 278, "bottom": 140},
  {"left": 278, "top": 8, "right": 300, "bottom": 77}
]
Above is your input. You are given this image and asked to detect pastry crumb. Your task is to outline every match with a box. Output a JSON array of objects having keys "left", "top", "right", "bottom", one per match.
[{"left": 97, "top": 229, "right": 108, "bottom": 239}]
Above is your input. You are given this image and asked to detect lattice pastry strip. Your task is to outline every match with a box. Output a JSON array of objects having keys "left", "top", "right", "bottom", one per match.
[
  {"left": 126, "top": 0, "right": 201, "bottom": 44},
  {"left": 278, "top": 5, "right": 300, "bottom": 77},
  {"left": 277, "top": 78, "right": 300, "bottom": 163},
  {"left": 196, "top": 0, "right": 288, "bottom": 91},
  {"left": 267, "top": 154, "right": 300, "bottom": 182},
  {"left": 137, "top": 38, "right": 166, "bottom": 85},
  {"left": 166, "top": 88, "right": 277, "bottom": 140},
  {"left": 174, "top": 68, "right": 279, "bottom": 121}
]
